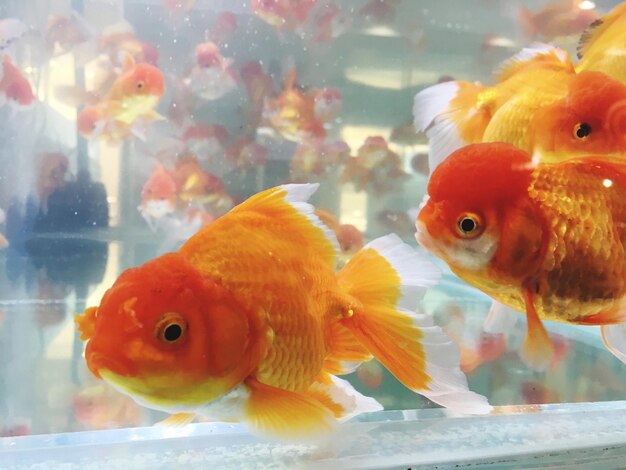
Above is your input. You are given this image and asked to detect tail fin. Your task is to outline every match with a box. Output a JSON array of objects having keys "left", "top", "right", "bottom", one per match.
[
  {"left": 336, "top": 234, "right": 492, "bottom": 414},
  {"left": 413, "top": 81, "right": 490, "bottom": 173}
]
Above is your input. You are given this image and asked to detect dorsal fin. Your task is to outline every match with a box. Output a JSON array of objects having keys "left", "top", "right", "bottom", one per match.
[
  {"left": 495, "top": 43, "right": 573, "bottom": 82},
  {"left": 577, "top": 3, "right": 626, "bottom": 59},
  {"left": 120, "top": 50, "right": 136, "bottom": 71}
]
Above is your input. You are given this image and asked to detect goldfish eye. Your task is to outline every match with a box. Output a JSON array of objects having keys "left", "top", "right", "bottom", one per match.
[
  {"left": 136, "top": 81, "right": 144, "bottom": 90},
  {"left": 573, "top": 122, "right": 592, "bottom": 140},
  {"left": 456, "top": 213, "right": 483, "bottom": 239},
  {"left": 155, "top": 312, "right": 187, "bottom": 344}
]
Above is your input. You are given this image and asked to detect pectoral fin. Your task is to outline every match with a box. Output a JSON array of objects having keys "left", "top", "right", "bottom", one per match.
[
  {"left": 243, "top": 378, "right": 336, "bottom": 440},
  {"left": 519, "top": 286, "right": 554, "bottom": 371}
]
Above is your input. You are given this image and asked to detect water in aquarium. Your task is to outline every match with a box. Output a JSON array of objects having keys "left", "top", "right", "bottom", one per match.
[{"left": 3, "top": 0, "right": 626, "bottom": 468}]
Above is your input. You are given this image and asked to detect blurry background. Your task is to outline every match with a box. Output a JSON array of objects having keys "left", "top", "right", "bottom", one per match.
[{"left": 1, "top": 0, "right": 625, "bottom": 437}]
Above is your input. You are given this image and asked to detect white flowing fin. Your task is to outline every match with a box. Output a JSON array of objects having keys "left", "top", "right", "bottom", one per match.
[{"left": 483, "top": 301, "right": 519, "bottom": 334}]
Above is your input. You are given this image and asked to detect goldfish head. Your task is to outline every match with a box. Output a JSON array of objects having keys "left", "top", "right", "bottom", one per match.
[
  {"left": 79, "top": 253, "right": 265, "bottom": 411},
  {"left": 77, "top": 106, "right": 103, "bottom": 137},
  {"left": 531, "top": 71, "right": 626, "bottom": 160},
  {"left": 417, "top": 143, "right": 542, "bottom": 284},
  {"left": 314, "top": 88, "right": 342, "bottom": 122},
  {"left": 117, "top": 62, "right": 165, "bottom": 98},
  {"left": 194, "top": 42, "right": 222, "bottom": 69}
]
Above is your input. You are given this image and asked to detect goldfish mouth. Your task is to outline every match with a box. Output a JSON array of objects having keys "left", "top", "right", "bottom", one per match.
[
  {"left": 415, "top": 220, "right": 437, "bottom": 253},
  {"left": 87, "top": 352, "right": 134, "bottom": 379}
]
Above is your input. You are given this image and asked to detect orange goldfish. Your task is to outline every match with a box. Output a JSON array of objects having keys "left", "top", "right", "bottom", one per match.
[
  {"left": 46, "top": 12, "right": 95, "bottom": 60},
  {"left": 342, "top": 136, "right": 408, "bottom": 194},
  {"left": 576, "top": 2, "right": 626, "bottom": 84},
  {"left": 263, "top": 68, "right": 326, "bottom": 143},
  {"left": 75, "top": 183, "right": 490, "bottom": 439},
  {"left": 139, "top": 164, "right": 177, "bottom": 225},
  {"left": 251, "top": 0, "right": 316, "bottom": 32},
  {"left": 0, "top": 55, "right": 35, "bottom": 110},
  {"left": 519, "top": 0, "right": 598, "bottom": 42},
  {"left": 77, "top": 53, "right": 164, "bottom": 141},
  {"left": 240, "top": 61, "right": 274, "bottom": 131},
  {"left": 416, "top": 142, "right": 626, "bottom": 370},
  {"left": 172, "top": 156, "right": 231, "bottom": 211}
]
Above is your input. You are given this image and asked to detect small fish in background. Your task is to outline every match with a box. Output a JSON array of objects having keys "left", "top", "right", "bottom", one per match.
[
  {"left": 0, "top": 18, "right": 28, "bottom": 51},
  {"left": 416, "top": 142, "right": 626, "bottom": 370},
  {"left": 358, "top": 0, "right": 402, "bottom": 25},
  {"left": 304, "top": 1, "right": 352, "bottom": 44},
  {"left": 576, "top": 2, "right": 626, "bottom": 85},
  {"left": 138, "top": 163, "right": 178, "bottom": 228},
  {"left": 182, "top": 124, "right": 230, "bottom": 162},
  {"left": 478, "top": 34, "right": 517, "bottom": 66},
  {"left": 313, "top": 87, "right": 342, "bottom": 124},
  {"left": 0, "top": 55, "right": 35, "bottom": 111},
  {"left": 263, "top": 67, "right": 326, "bottom": 143},
  {"left": 76, "top": 52, "right": 165, "bottom": 142},
  {"left": 209, "top": 12, "right": 238, "bottom": 45},
  {"left": 251, "top": 0, "right": 316, "bottom": 33},
  {"left": 289, "top": 139, "right": 350, "bottom": 181},
  {"left": 76, "top": 183, "right": 490, "bottom": 439},
  {"left": 172, "top": 155, "right": 233, "bottom": 213},
  {"left": 314, "top": 208, "right": 363, "bottom": 256},
  {"left": 37, "top": 152, "right": 70, "bottom": 214},
  {"left": 183, "top": 41, "right": 238, "bottom": 101},
  {"left": 518, "top": 0, "right": 599, "bottom": 42},
  {"left": 341, "top": 136, "right": 408, "bottom": 195},
  {"left": 226, "top": 137, "right": 269, "bottom": 169}
]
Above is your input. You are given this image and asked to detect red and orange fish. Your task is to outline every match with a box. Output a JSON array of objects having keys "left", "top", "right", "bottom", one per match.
[
  {"left": 0, "top": 55, "right": 35, "bottom": 111},
  {"left": 518, "top": 0, "right": 598, "bottom": 42},
  {"left": 417, "top": 142, "right": 626, "bottom": 370},
  {"left": 76, "top": 183, "right": 490, "bottom": 439}
]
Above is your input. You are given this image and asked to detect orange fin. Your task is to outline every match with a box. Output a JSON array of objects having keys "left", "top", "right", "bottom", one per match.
[
  {"left": 0, "top": 233, "right": 8, "bottom": 249},
  {"left": 74, "top": 307, "right": 98, "bottom": 341},
  {"left": 484, "top": 301, "right": 519, "bottom": 334},
  {"left": 519, "top": 286, "right": 554, "bottom": 371},
  {"left": 337, "top": 234, "right": 491, "bottom": 414},
  {"left": 243, "top": 378, "right": 336, "bottom": 440},
  {"left": 156, "top": 413, "right": 196, "bottom": 427},
  {"left": 602, "top": 324, "right": 626, "bottom": 364},
  {"left": 323, "top": 321, "right": 372, "bottom": 375}
]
